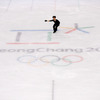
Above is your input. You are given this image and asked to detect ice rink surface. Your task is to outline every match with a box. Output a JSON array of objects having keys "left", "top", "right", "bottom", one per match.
[{"left": 0, "top": 0, "right": 100, "bottom": 100}]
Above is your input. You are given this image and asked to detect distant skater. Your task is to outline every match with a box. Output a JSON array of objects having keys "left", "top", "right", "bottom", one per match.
[{"left": 45, "top": 16, "right": 60, "bottom": 33}]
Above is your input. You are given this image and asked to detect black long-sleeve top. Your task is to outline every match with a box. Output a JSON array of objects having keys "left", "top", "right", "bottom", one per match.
[{"left": 50, "top": 19, "right": 60, "bottom": 26}]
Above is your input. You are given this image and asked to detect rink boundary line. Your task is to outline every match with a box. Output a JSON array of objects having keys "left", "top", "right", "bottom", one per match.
[
  {"left": 52, "top": 80, "right": 55, "bottom": 100},
  {"left": 11, "top": 30, "right": 53, "bottom": 32},
  {"left": 7, "top": 42, "right": 60, "bottom": 45}
]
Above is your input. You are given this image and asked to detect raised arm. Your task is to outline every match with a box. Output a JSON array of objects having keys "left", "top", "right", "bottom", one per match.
[{"left": 45, "top": 20, "right": 53, "bottom": 22}]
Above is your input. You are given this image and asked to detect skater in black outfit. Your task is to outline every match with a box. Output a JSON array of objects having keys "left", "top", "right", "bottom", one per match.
[{"left": 45, "top": 16, "right": 60, "bottom": 33}]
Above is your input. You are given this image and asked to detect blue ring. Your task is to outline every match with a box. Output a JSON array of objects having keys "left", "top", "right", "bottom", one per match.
[{"left": 17, "top": 55, "right": 37, "bottom": 63}]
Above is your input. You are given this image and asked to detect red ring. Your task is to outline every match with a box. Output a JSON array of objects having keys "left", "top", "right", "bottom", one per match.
[{"left": 63, "top": 55, "right": 83, "bottom": 63}]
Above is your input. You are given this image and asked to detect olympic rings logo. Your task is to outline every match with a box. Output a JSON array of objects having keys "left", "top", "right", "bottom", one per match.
[{"left": 17, "top": 55, "right": 84, "bottom": 67}]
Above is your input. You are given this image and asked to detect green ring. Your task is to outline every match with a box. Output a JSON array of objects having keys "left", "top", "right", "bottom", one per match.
[{"left": 51, "top": 59, "right": 72, "bottom": 67}]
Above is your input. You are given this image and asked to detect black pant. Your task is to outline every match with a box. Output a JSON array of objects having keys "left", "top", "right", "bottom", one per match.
[{"left": 53, "top": 24, "right": 59, "bottom": 33}]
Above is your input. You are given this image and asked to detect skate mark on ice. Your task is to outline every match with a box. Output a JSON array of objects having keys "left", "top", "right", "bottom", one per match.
[
  {"left": 31, "top": 0, "right": 34, "bottom": 11},
  {"left": 6, "top": 0, "right": 12, "bottom": 12}
]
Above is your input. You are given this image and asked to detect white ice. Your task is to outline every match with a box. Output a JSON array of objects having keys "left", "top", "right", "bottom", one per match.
[{"left": 0, "top": 0, "right": 100, "bottom": 100}]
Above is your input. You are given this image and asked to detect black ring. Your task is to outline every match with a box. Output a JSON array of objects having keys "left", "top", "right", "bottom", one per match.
[{"left": 40, "top": 55, "right": 61, "bottom": 63}]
